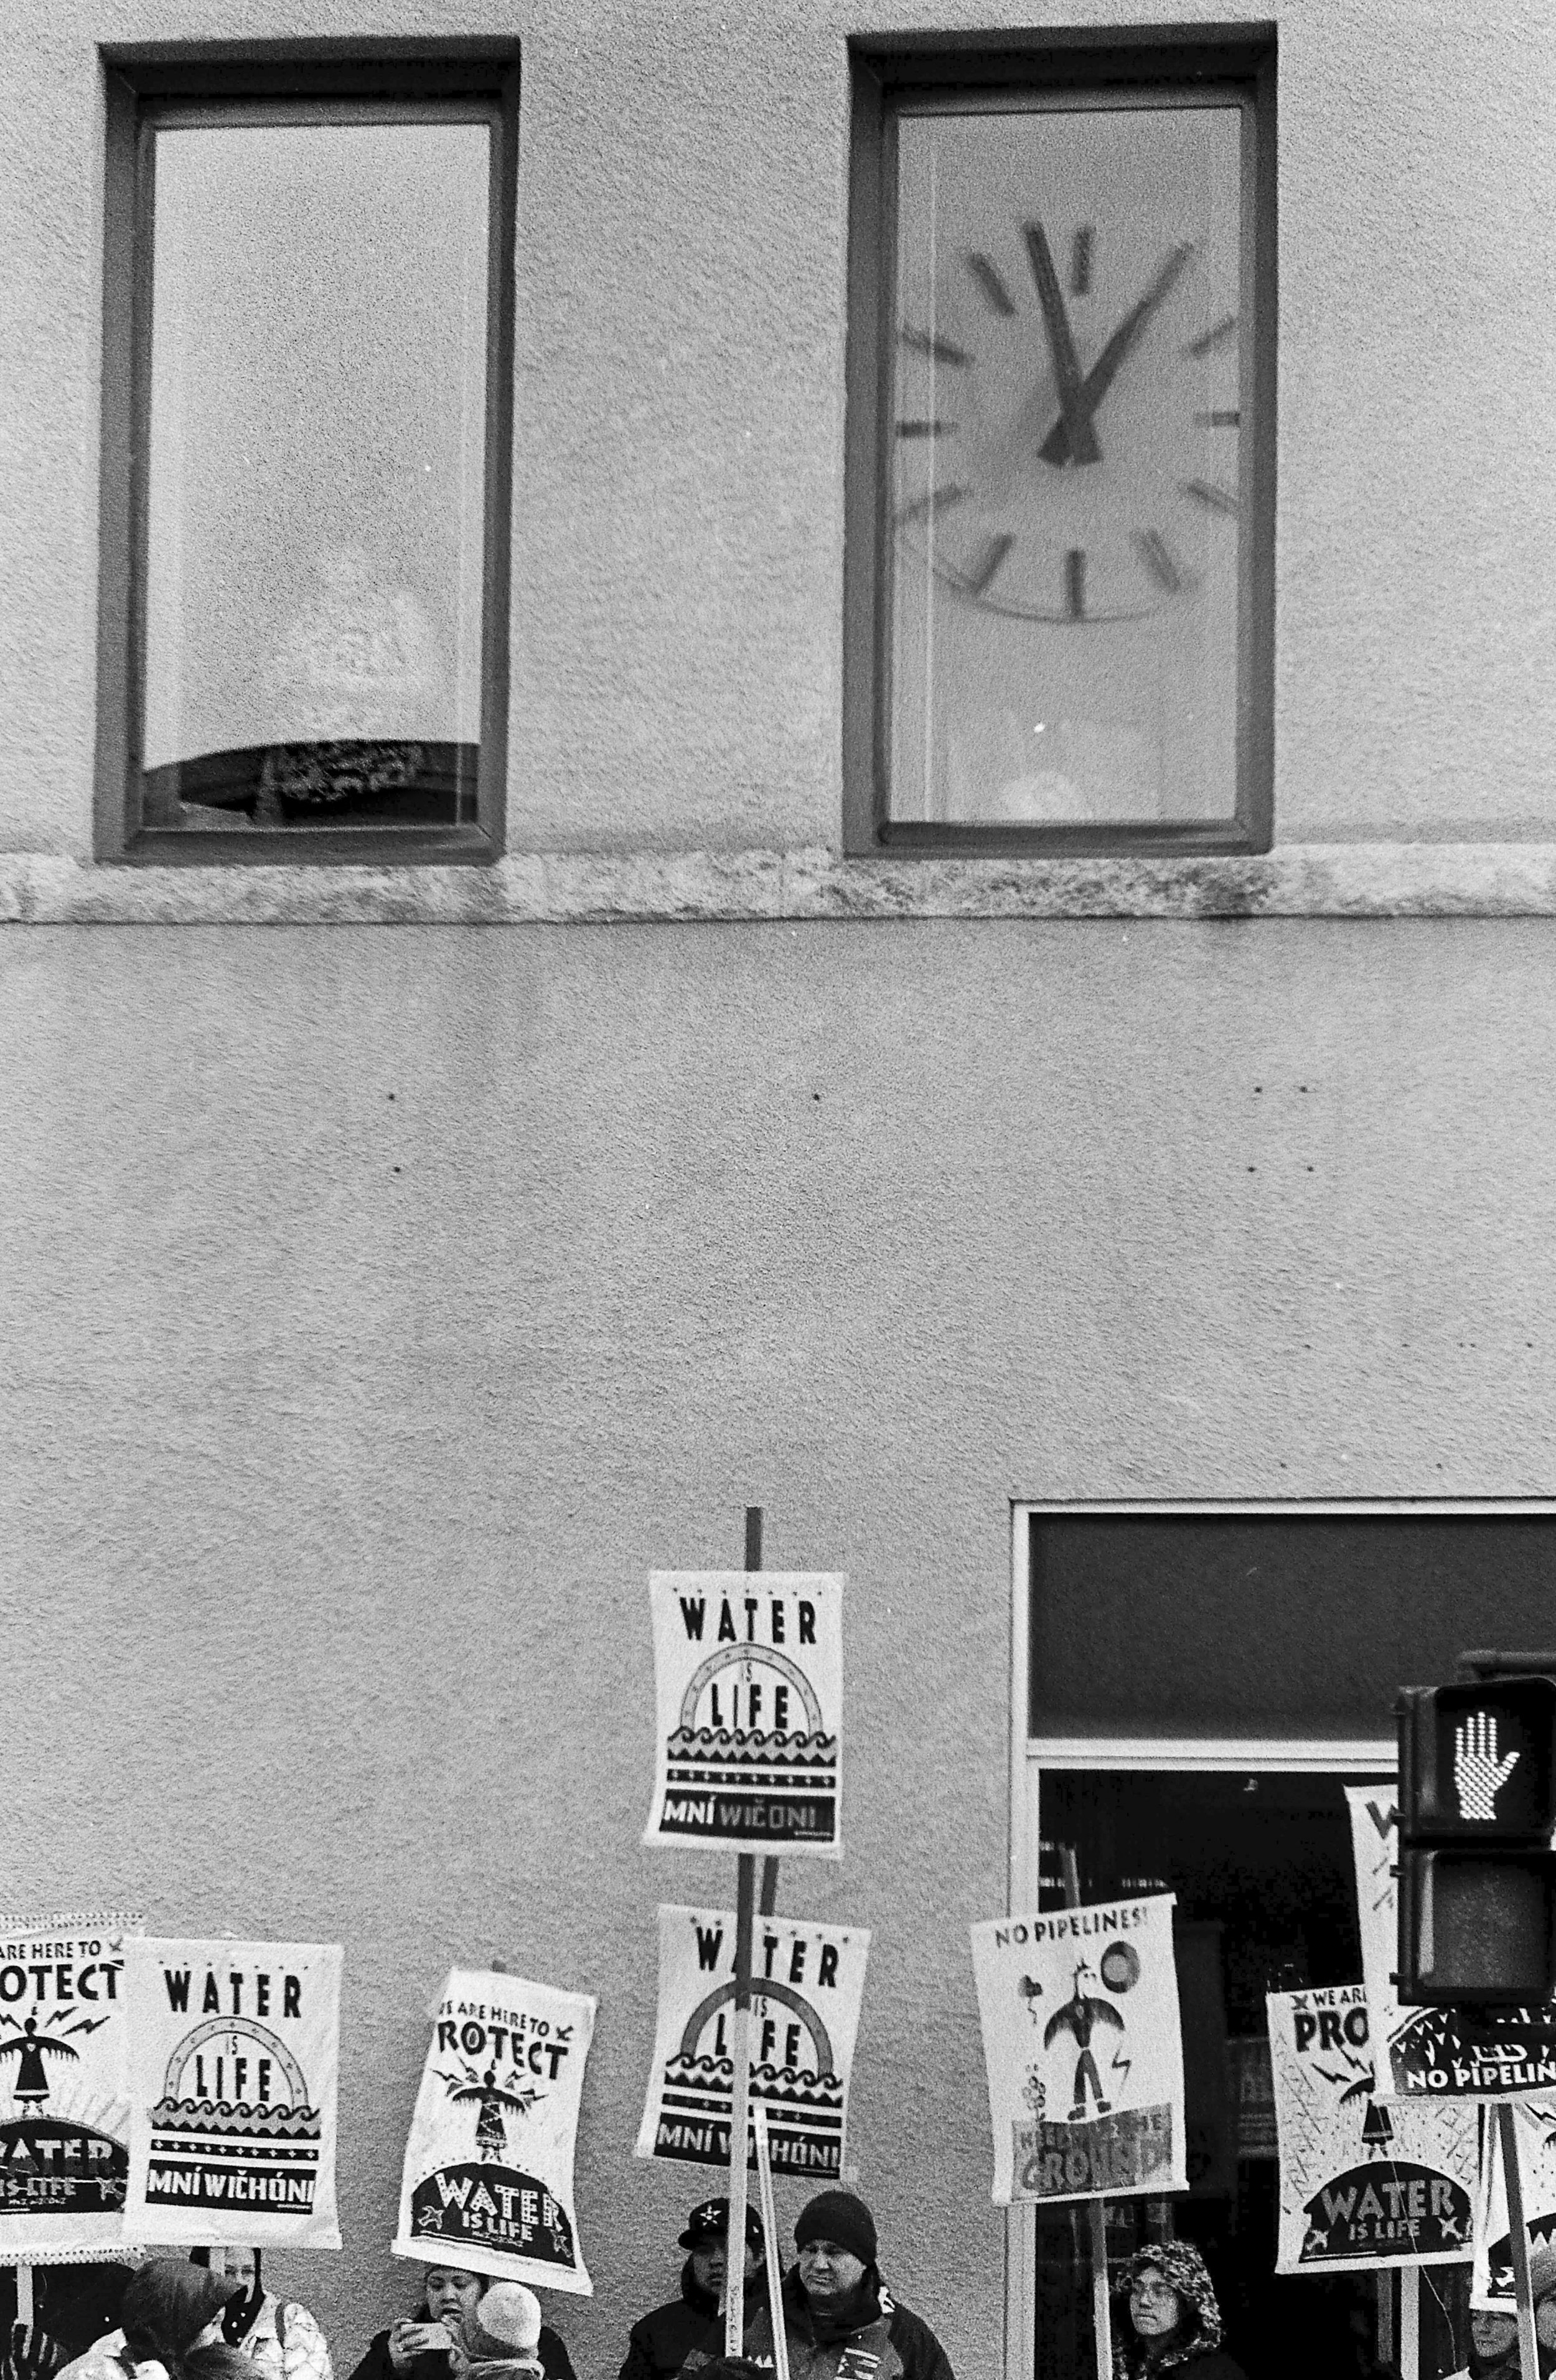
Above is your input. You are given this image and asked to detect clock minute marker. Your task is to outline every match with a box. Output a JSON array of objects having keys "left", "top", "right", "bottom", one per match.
[
  {"left": 1179, "top": 477, "right": 1239, "bottom": 517},
  {"left": 1183, "top": 313, "right": 1237, "bottom": 358},
  {"left": 894, "top": 482, "right": 972, "bottom": 529},
  {"left": 896, "top": 419, "right": 958, "bottom": 438},
  {"left": 1071, "top": 227, "right": 1094, "bottom": 298},
  {"left": 900, "top": 326, "right": 975, "bottom": 367},
  {"left": 1194, "top": 409, "right": 1240, "bottom": 428},
  {"left": 960, "top": 534, "right": 1015, "bottom": 598},
  {"left": 1133, "top": 529, "right": 1182, "bottom": 594},
  {"left": 965, "top": 253, "right": 1016, "bottom": 317},
  {"left": 1066, "top": 548, "right": 1086, "bottom": 621}
]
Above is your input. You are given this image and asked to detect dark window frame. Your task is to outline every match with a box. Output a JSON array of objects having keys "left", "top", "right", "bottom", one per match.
[
  {"left": 95, "top": 40, "right": 520, "bottom": 866},
  {"left": 843, "top": 29, "right": 1278, "bottom": 860}
]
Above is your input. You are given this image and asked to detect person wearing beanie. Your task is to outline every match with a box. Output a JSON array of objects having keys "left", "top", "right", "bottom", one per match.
[
  {"left": 619, "top": 2198, "right": 770, "bottom": 2380},
  {"left": 695, "top": 2190, "right": 954, "bottom": 2380},
  {"left": 345, "top": 2270, "right": 573, "bottom": 2380},
  {"left": 187, "top": 2249, "right": 332, "bottom": 2380},
  {"left": 450, "top": 2284, "right": 546, "bottom": 2380},
  {"left": 55, "top": 2262, "right": 246, "bottom": 2380}
]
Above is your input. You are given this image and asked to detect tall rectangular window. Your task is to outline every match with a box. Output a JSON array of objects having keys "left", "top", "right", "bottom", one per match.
[
  {"left": 97, "top": 50, "right": 517, "bottom": 861},
  {"left": 846, "top": 39, "right": 1275, "bottom": 857}
]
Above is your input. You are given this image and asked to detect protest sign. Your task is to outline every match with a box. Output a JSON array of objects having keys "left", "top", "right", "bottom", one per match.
[
  {"left": 970, "top": 1894, "right": 1184, "bottom": 2206},
  {"left": 0, "top": 1909, "right": 142, "bottom": 2261},
  {"left": 1267, "top": 1983, "right": 1475, "bottom": 2274},
  {"left": 644, "top": 1572, "right": 843, "bottom": 1859},
  {"left": 123, "top": 1937, "right": 342, "bottom": 2247},
  {"left": 1472, "top": 2100, "right": 1556, "bottom": 2311},
  {"left": 635, "top": 1904, "right": 869, "bottom": 2180},
  {"left": 395, "top": 1967, "right": 595, "bottom": 2293},
  {"left": 1346, "top": 1785, "right": 1556, "bottom": 2100}
]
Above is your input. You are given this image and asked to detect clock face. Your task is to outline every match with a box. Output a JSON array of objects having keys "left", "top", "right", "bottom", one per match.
[{"left": 884, "top": 101, "right": 1249, "bottom": 827}]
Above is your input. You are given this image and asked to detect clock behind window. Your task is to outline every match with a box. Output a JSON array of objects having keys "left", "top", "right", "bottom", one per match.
[{"left": 852, "top": 46, "right": 1275, "bottom": 854}]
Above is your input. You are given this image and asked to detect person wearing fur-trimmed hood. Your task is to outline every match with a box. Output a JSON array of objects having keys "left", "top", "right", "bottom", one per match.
[{"left": 1110, "top": 2244, "right": 1247, "bottom": 2380}]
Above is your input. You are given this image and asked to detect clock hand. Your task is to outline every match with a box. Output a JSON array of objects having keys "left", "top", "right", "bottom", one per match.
[
  {"left": 1023, "top": 220, "right": 1100, "bottom": 466},
  {"left": 1038, "top": 241, "right": 1197, "bottom": 468}
]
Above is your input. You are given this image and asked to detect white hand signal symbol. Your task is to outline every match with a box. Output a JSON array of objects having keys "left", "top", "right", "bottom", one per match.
[{"left": 1455, "top": 1711, "right": 1520, "bottom": 1821}]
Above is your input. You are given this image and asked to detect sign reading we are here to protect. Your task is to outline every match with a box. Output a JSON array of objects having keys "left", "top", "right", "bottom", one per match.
[{"left": 644, "top": 1573, "right": 844, "bottom": 1858}]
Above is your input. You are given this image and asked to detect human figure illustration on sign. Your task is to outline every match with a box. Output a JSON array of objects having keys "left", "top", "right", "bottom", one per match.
[
  {"left": 0, "top": 2013, "right": 88, "bottom": 2105},
  {"left": 1359, "top": 2096, "right": 1394, "bottom": 2154},
  {"left": 1043, "top": 1960, "right": 1126, "bottom": 2121},
  {"left": 1456, "top": 1710, "right": 1520, "bottom": 1822},
  {"left": 438, "top": 2059, "right": 543, "bottom": 2158},
  {"left": 1311, "top": 2041, "right": 1388, "bottom": 2147}
]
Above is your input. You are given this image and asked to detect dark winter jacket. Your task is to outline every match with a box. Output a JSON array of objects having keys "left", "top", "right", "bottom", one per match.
[
  {"left": 1111, "top": 2244, "right": 1247, "bottom": 2380},
  {"left": 348, "top": 2315, "right": 576, "bottom": 2380},
  {"left": 714, "top": 2265, "right": 954, "bottom": 2380},
  {"left": 620, "top": 2262, "right": 772, "bottom": 2380}
]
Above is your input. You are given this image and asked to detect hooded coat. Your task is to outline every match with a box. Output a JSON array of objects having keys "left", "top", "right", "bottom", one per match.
[
  {"left": 1111, "top": 2244, "right": 1247, "bottom": 2380},
  {"left": 55, "top": 2265, "right": 246, "bottom": 2380}
]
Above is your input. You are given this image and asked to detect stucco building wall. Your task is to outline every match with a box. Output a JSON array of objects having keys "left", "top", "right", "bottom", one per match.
[
  {"left": 5, "top": 0, "right": 1556, "bottom": 2373},
  {"left": 6, "top": 0, "right": 1556, "bottom": 860},
  {"left": 6, "top": 920, "right": 1554, "bottom": 2372}
]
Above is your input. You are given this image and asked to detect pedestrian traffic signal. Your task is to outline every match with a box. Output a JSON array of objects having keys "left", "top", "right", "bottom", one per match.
[{"left": 1397, "top": 1675, "right": 1556, "bottom": 2003}]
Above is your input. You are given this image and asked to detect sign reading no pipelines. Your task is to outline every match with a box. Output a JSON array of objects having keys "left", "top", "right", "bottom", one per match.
[{"left": 644, "top": 1573, "right": 845, "bottom": 1859}]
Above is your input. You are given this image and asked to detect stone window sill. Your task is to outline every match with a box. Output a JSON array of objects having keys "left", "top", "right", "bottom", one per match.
[{"left": 5, "top": 845, "right": 1556, "bottom": 923}]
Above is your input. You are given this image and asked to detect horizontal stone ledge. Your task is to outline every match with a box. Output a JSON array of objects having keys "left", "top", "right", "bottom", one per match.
[{"left": 4, "top": 844, "right": 1556, "bottom": 923}]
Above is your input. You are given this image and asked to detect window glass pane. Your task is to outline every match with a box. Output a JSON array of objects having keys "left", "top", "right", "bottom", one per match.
[
  {"left": 142, "top": 118, "right": 489, "bottom": 829},
  {"left": 1029, "top": 1513, "right": 1556, "bottom": 1741},
  {"left": 887, "top": 104, "right": 1244, "bottom": 829}
]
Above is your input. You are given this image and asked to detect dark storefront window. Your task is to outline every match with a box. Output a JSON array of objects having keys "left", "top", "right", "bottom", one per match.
[{"left": 1023, "top": 1505, "right": 1556, "bottom": 2380}]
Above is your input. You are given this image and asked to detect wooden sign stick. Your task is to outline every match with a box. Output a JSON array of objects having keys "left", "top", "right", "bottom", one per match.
[
  {"left": 1499, "top": 2104, "right": 1542, "bottom": 2380},
  {"left": 1399, "top": 2264, "right": 1420, "bottom": 2380},
  {"left": 752, "top": 2104, "right": 793, "bottom": 2380},
  {"left": 724, "top": 1504, "right": 766, "bottom": 2358},
  {"left": 726, "top": 1853, "right": 757, "bottom": 2355},
  {"left": 1059, "top": 1848, "right": 1111, "bottom": 2380}
]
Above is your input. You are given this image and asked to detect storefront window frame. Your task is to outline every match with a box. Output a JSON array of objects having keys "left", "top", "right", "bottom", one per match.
[{"left": 1001, "top": 1495, "right": 1530, "bottom": 2380}]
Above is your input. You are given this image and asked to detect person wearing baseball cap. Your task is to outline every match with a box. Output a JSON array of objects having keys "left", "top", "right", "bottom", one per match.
[
  {"left": 726, "top": 2190, "right": 953, "bottom": 2380},
  {"left": 619, "top": 2199, "right": 770, "bottom": 2380}
]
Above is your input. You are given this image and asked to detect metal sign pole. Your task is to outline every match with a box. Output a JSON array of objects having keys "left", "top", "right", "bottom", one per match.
[{"left": 1499, "top": 2104, "right": 1542, "bottom": 2380}]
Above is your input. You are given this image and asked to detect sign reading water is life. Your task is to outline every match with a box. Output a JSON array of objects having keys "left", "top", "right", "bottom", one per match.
[{"left": 644, "top": 1573, "right": 845, "bottom": 1859}]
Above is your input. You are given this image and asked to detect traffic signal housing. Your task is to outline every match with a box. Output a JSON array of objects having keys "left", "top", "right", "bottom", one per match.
[{"left": 1397, "top": 1675, "right": 1556, "bottom": 2004}]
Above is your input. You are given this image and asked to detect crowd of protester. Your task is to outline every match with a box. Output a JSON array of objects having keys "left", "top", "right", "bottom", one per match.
[
  {"left": 30, "top": 2181, "right": 1556, "bottom": 2380},
  {"left": 58, "top": 2186, "right": 1554, "bottom": 2380},
  {"left": 0, "top": 2191, "right": 955, "bottom": 2380}
]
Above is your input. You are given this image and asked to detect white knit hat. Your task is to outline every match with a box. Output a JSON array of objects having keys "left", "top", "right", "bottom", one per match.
[{"left": 466, "top": 2285, "right": 543, "bottom": 2360}]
